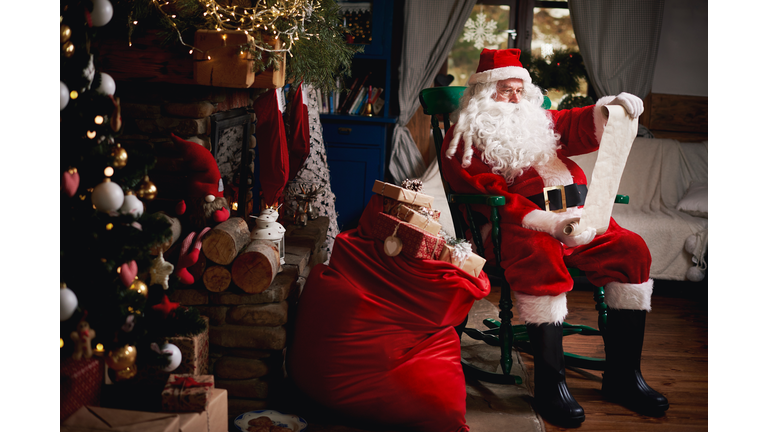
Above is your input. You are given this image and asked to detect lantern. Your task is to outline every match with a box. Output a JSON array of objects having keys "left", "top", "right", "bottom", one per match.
[{"left": 250, "top": 208, "right": 285, "bottom": 265}]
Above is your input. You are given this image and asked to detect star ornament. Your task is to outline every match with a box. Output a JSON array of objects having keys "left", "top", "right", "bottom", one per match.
[
  {"left": 152, "top": 295, "right": 180, "bottom": 319},
  {"left": 150, "top": 252, "right": 174, "bottom": 290}
]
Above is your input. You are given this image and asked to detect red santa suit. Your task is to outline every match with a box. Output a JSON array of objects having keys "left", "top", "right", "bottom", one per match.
[{"left": 441, "top": 102, "right": 652, "bottom": 324}]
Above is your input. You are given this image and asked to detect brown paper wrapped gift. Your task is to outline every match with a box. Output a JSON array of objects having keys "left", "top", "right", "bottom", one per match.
[
  {"left": 193, "top": 30, "right": 255, "bottom": 88},
  {"left": 61, "top": 406, "right": 180, "bottom": 432},
  {"left": 394, "top": 205, "right": 442, "bottom": 235},
  {"left": 166, "top": 316, "right": 209, "bottom": 375},
  {"left": 176, "top": 388, "right": 228, "bottom": 432},
  {"left": 372, "top": 180, "right": 434, "bottom": 208},
  {"left": 438, "top": 244, "right": 487, "bottom": 278},
  {"left": 371, "top": 212, "right": 445, "bottom": 260},
  {"left": 161, "top": 374, "right": 214, "bottom": 413}
]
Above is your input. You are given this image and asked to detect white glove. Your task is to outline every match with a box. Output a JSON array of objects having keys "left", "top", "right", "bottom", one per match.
[
  {"left": 607, "top": 92, "right": 644, "bottom": 119},
  {"left": 554, "top": 218, "right": 596, "bottom": 248}
]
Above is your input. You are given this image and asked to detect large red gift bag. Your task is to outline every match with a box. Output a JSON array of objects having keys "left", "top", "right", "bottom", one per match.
[{"left": 287, "top": 194, "right": 490, "bottom": 432}]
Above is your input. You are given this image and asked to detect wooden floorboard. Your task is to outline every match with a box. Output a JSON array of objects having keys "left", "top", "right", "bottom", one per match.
[{"left": 485, "top": 280, "right": 708, "bottom": 431}]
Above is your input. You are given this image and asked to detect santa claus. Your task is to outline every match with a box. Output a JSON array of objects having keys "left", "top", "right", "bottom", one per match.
[{"left": 440, "top": 48, "right": 668, "bottom": 426}]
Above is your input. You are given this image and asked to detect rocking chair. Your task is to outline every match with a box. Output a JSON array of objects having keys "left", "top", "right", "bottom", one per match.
[{"left": 419, "top": 86, "right": 628, "bottom": 384}]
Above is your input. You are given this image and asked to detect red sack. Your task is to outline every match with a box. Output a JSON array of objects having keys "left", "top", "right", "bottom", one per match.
[{"left": 287, "top": 194, "right": 490, "bottom": 432}]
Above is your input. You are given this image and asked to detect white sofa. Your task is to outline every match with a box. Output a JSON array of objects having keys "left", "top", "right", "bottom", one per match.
[{"left": 570, "top": 138, "right": 708, "bottom": 281}]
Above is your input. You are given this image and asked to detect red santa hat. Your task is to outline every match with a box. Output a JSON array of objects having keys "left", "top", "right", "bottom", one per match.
[
  {"left": 170, "top": 133, "right": 224, "bottom": 201},
  {"left": 468, "top": 48, "right": 532, "bottom": 85}
]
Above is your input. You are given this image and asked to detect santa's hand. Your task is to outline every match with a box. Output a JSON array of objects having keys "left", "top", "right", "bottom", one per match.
[
  {"left": 607, "top": 92, "right": 644, "bottom": 118},
  {"left": 554, "top": 219, "right": 596, "bottom": 247}
]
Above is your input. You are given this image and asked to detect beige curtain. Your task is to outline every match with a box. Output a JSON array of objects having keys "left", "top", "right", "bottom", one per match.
[
  {"left": 388, "top": 0, "right": 476, "bottom": 183},
  {"left": 569, "top": 0, "right": 665, "bottom": 100}
]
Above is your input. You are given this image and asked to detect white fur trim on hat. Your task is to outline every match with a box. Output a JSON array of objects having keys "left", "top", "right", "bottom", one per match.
[
  {"left": 514, "top": 291, "right": 568, "bottom": 325},
  {"left": 604, "top": 279, "right": 653, "bottom": 311},
  {"left": 468, "top": 65, "right": 532, "bottom": 85}
]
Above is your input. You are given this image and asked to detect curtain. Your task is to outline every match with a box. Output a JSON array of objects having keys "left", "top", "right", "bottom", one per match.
[
  {"left": 388, "top": 0, "right": 476, "bottom": 184},
  {"left": 569, "top": 0, "right": 665, "bottom": 100}
]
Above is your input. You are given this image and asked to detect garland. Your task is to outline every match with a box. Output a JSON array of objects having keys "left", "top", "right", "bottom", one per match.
[{"left": 118, "top": 0, "right": 361, "bottom": 92}]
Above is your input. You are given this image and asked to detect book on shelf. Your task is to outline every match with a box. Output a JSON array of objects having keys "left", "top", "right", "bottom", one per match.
[{"left": 342, "top": 72, "right": 372, "bottom": 114}]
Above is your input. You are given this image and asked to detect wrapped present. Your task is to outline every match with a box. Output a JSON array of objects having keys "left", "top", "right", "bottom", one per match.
[
  {"left": 373, "top": 180, "right": 434, "bottom": 208},
  {"left": 193, "top": 30, "right": 256, "bottom": 88},
  {"left": 161, "top": 374, "right": 215, "bottom": 413},
  {"left": 438, "top": 242, "right": 487, "bottom": 278},
  {"left": 166, "top": 316, "right": 209, "bottom": 375},
  {"left": 176, "top": 388, "right": 228, "bottom": 432},
  {"left": 371, "top": 212, "right": 445, "bottom": 260},
  {"left": 61, "top": 406, "right": 179, "bottom": 432},
  {"left": 394, "top": 205, "right": 442, "bottom": 236},
  {"left": 61, "top": 357, "right": 102, "bottom": 421}
]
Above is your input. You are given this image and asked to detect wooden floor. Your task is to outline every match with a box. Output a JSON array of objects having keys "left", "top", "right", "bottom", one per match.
[{"left": 485, "top": 279, "right": 708, "bottom": 431}]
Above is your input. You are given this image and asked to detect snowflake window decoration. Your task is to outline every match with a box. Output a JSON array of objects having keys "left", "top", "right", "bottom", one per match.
[{"left": 462, "top": 12, "right": 505, "bottom": 50}]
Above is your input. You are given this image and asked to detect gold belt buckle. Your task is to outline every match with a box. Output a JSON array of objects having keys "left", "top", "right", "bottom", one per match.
[{"left": 542, "top": 185, "right": 567, "bottom": 213}]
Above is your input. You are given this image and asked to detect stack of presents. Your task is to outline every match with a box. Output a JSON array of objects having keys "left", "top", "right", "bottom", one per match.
[
  {"left": 370, "top": 179, "right": 485, "bottom": 275},
  {"left": 60, "top": 321, "right": 228, "bottom": 431}
]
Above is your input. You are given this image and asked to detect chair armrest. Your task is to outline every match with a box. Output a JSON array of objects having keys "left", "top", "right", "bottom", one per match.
[
  {"left": 449, "top": 194, "right": 506, "bottom": 207},
  {"left": 614, "top": 195, "right": 629, "bottom": 204}
]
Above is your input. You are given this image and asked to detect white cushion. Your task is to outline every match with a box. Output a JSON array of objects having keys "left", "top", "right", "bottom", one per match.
[{"left": 676, "top": 181, "right": 707, "bottom": 218}]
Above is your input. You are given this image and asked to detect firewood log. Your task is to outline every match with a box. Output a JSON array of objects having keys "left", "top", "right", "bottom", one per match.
[
  {"left": 201, "top": 217, "right": 250, "bottom": 265},
  {"left": 150, "top": 212, "right": 182, "bottom": 255},
  {"left": 231, "top": 240, "right": 280, "bottom": 294},
  {"left": 202, "top": 265, "right": 231, "bottom": 292}
]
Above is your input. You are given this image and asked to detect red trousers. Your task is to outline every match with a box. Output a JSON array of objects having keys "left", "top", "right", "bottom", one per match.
[{"left": 487, "top": 217, "right": 651, "bottom": 297}]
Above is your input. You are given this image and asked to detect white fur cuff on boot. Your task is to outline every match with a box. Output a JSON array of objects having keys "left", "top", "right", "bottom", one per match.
[
  {"left": 514, "top": 292, "right": 568, "bottom": 325},
  {"left": 604, "top": 280, "right": 653, "bottom": 311}
]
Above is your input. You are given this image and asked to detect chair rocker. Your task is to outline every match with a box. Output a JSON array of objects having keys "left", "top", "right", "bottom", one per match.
[{"left": 419, "top": 86, "right": 628, "bottom": 384}]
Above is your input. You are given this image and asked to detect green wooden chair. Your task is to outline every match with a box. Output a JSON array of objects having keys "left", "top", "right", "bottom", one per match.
[{"left": 419, "top": 86, "right": 627, "bottom": 384}]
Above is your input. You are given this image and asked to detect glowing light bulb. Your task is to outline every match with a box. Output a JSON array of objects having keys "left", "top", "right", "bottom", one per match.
[
  {"left": 94, "top": 115, "right": 104, "bottom": 125},
  {"left": 70, "top": 90, "right": 79, "bottom": 99},
  {"left": 104, "top": 167, "right": 114, "bottom": 177}
]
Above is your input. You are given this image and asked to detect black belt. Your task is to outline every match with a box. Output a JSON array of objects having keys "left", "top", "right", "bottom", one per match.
[{"left": 526, "top": 184, "right": 588, "bottom": 212}]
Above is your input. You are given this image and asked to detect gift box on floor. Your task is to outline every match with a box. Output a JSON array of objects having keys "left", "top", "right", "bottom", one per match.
[
  {"left": 176, "top": 388, "right": 228, "bottom": 432},
  {"left": 373, "top": 180, "right": 434, "bottom": 208},
  {"left": 166, "top": 317, "right": 209, "bottom": 375},
  {"left": 438, "top": 243, "right": 487, "bottom": 278},
  {"left": 393, "top": 204, "right": 442, "bottom": 236},
  {"left": 161, "top": 374, "right": 215, "bottom": 413},
  {"left": 61, "top": 357, "right": 103, "bottom": 421},
  {"left": 371, "top": 212, "right": 445, "bottom": 260}
]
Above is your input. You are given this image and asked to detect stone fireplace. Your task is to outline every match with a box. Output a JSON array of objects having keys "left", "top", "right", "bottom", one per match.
[{"left": 113, "top": 79, "right": 328, "bottom": 424}]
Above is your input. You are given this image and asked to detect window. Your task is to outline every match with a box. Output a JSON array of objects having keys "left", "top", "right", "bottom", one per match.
[{"left": 445, "top": 0, "right": 588, "bottom": 109}]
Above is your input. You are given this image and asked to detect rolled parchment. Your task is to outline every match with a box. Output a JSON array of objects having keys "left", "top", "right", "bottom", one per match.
[{"left": 571, "top": 105, "right": 638, "bottom": 236}]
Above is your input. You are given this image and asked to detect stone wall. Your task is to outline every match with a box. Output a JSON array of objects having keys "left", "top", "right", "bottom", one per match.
[{"left": 168, "top": 216, "right": 329, "bottom": 424}]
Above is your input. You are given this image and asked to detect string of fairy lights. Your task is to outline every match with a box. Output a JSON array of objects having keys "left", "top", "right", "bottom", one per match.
[{"left": 130, "top": 0, "right": 324, "bottom": 58}]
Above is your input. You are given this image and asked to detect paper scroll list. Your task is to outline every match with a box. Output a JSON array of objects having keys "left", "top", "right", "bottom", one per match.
[{"left": 572, "top": 105, "right": 638, "bottom": 236}]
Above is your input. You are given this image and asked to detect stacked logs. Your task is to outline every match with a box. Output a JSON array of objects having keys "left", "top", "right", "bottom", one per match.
[{"left": 198, "top": 217, "right": 282, "bottom": 293}]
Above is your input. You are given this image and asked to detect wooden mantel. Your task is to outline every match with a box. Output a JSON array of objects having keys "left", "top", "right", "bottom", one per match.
[{"left": 93, "top": 30, "right": 284, "bottom": 89}]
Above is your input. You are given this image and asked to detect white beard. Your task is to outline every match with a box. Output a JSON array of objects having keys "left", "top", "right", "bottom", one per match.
[{"left": 454, "top": 97, "right": 560, "bottom": 184}]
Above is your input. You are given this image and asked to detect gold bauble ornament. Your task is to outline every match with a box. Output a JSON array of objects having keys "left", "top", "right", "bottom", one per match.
[
  {"left": 136, "top": 176, "right": 158, "bottom": 201},
  {"left": 63, "top": 41, "right": 75, "bottom": 58},
  {"left": 61, "top": 24, "right": 72, "bottom": 43},
  {"left": 105, "top": 344, "right": 137, "bottom": 370},
  {"left": 113, "top": 363, "right": 137, "bottom": 381},
  {"left": 129, "top": 278, "right": 148, "bottom": 297},
  {"left": 111, "top": 144, "right": 128, "bottom": 168}
]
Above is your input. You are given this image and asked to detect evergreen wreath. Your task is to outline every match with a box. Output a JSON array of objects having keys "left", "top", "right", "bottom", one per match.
[{"left": 519, "top": 49, "right": 588, "bottom": 95}]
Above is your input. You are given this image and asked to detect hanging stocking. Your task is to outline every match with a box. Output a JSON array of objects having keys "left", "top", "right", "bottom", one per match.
[
  {"left": 288, "top": 82, "right": 311, "bottom": 180},
  {"left": 253, "top": 89, "right": 289, "bottom": 209}
]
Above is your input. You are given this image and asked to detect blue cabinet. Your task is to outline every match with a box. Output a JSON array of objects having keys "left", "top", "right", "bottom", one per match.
[{"left": 321, "top": 0, "right": 398, "bottom": 231}]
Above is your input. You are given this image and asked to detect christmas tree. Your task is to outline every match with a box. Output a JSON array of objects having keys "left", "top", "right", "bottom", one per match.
[{"left": 60, "top": 0, "right": 205, "bottom": 382}]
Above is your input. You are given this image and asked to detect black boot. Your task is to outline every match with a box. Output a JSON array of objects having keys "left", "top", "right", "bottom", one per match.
[
  {"left": 602, "top": 309, "right": 669, "bottom": 416},
  {"left": 527, "top": 323, "right": 585, "bottom": 427}
]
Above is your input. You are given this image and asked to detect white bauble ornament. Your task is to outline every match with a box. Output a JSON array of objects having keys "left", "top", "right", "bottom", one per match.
[
  {"left": 96, "top": 72, "right": 116, "bottom": 96},
  {"left": 90, "top": 0, "right": 114, "bottom": 27},
  {"left": 92, "top": 178, "right": 124, "bottom": 212},
  {"left": 60, "top": 284, "right": 78, "bottom": 321},
  {"left": 160, "top": 343, "right": 182, "bottom": 372},
  {"left": 120, "top": 193, "right": 144, "bottom": 219},
  {"left": 60, "top": 81, "right": 70, "bottom": 111}
]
